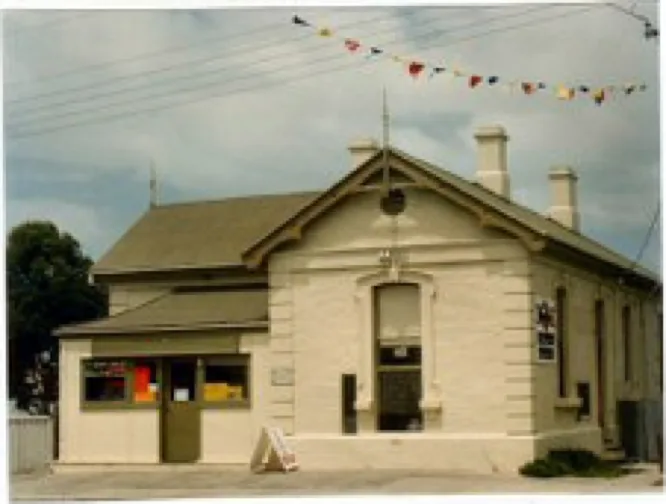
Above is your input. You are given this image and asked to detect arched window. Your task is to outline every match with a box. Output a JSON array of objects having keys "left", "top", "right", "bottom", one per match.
[{"left": 373, "top": 283, "right": 422, "bottom": 432}]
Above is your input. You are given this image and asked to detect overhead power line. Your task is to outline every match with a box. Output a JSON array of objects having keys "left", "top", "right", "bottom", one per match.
[
  {"left": 4, "top": 10, "right": 97, "bottom": 35},
  {"left": 628, "top": 202, "right": 661, "bottom": 272},
  {"left": 7, "top": 4, "right": 550, "bottom": 114},
  {"left": 605, "top": 2, "right": 659, "bottom": 39},
  {"left": 4, "top": 4, "right": 530, "bottom": 88},
  {"left": 6, "top": 4, "right": 564, "bottom": 130},
  {"left": 7, "top": 5, "right": 599, "bottom": 139}
]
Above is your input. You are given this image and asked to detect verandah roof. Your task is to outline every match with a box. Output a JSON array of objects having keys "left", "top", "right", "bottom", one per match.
[{"left": 56, "top": 288, "right": 268, "bottom": 336}]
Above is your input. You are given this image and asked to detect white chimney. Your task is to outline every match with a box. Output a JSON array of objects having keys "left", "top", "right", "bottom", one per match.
[
  {"left": 348, "top": 138, "right": 379, "bottom": 169},
  {"left": 474, "top": 125, "right": 510, "bottom": 198},
  {"left": 548, "top": 165, "right": 580, "bottom": 231}
]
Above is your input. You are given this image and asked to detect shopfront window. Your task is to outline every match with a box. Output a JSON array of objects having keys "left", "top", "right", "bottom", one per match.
[
  {"left": 81, "top": 358, "right": 160, "bottom": 407},
  {"left": 202, "top": 356, "right": 249, "bottom": 404},
  {"left": 82, "top": 360, "right": 128, "bottom": 402},
  {"left": 133, "top": 361, "right": 159, "bottom": 403}
]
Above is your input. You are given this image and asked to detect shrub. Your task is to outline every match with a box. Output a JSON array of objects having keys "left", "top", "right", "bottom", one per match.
[{"left": 519, "top": 449, "right": 625, "bottom": 479}]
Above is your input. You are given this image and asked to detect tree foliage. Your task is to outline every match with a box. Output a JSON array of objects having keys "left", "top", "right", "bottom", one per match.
[{"left": 7, "top": 221, "right": 107, "bottom": 409}]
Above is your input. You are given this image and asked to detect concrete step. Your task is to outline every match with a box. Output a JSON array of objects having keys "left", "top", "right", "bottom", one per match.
[{"left": 600, "top": 447, "right": 626, "bottom": 462}]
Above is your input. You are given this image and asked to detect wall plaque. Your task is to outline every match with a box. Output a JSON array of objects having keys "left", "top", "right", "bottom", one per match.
[{"left": 271, "top": 367, "right": 294, "bottom": 386}]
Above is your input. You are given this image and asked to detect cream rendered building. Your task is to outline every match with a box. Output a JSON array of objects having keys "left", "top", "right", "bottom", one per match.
[{"left": 56, "top": 126, "right": 663, "bottom": 473}]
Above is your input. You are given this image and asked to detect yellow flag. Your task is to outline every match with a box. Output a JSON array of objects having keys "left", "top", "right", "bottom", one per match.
[
  {"left": 556, "top": 85, "right": 574, "bottom": 100},
  {"left": 318, "top": 27, "right": 332, "bottom": 37}
]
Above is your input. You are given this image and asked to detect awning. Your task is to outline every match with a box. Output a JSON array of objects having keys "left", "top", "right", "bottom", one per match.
[{"left": 56, "top": 288, "right": 268, "bottom": 337}]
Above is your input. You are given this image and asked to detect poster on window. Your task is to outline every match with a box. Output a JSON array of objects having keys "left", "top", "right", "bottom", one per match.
[{"left": 535, "top": 298, "right": 557, "bottom": 362}]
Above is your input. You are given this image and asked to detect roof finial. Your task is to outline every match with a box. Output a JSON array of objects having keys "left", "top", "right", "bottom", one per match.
[
  {"left": 149, "top": 159, "right": 158, "bottom": 208},
  {"left": 382, "top": 86, "right": 390, "bottom": 196}
]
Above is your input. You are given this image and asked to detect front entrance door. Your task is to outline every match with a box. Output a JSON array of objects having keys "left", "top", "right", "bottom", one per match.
[{"left": 161, "top": 358, "right": 200, "bottom": 463}]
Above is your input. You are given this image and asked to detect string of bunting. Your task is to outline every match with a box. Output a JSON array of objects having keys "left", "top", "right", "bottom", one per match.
[{"left": 292, "top": 15, "right": 648, "bottom": 105}]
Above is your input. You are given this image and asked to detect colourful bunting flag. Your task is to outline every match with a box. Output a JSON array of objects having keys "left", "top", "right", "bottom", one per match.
[
  {"left": 522, "top": 82, "right": 536, "bottom": 95},
  {"left": 344, "top": 39, "right": 360, "bottom": 52},
  {"left": 557, "top": 85, "right": 575, "bottom": 100},
  {"left": 469, "top": 75, "right": 483, "bottom": 88},
  {"left": 593, "top": 89, "right": 605, "bottom": 105},
  {"left": 408, "top": 62, "right": 425, "bottom": 78},
  {"left": 291, "top": 15, "right": 648, "bottom": 106},
  {"left": 429, "top": 66, "right": 446, "bottom": 79},
  {"left": 292, "top": 15, "right": 309, "bottom": 26}
]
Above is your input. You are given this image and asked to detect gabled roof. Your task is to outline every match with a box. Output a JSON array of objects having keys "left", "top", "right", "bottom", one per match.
[
  {"left": 93, "top": 191, "right": 319, "bottom": 275},
  {"left": 242, "top": 147, "right": 658, "bottom": 286},
  {"left": 56, "top": 288, "right": 268, "bottom": 336},
  {"left": 92, "top": 146, "right": 659, "bottom": 288}
]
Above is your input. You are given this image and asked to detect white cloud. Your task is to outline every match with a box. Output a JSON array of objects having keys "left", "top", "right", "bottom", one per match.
[
  {"left": 5, "top": 198, "right": 107, "bottom": 257},
  {"left": 3, "top": 3, "right": 661, "bottom": 270}
]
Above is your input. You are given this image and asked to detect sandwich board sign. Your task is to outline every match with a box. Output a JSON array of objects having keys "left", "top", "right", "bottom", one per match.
[{"left": 250, "top": 426, "right": 298, "bottom": 473}]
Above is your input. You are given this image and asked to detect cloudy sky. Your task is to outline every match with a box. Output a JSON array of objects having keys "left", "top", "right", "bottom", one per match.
[{"left": 2, "top": 1, "right": 662, "bottom": 273}]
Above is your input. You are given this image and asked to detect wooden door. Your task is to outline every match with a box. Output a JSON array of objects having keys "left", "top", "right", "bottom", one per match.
[{"left": 161, "top": 358, "right": 200, "bottom": 463}]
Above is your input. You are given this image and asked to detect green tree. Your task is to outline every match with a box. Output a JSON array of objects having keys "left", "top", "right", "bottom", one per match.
[{"left": 7, "top": 220, "right": 107, "bottom": 410}]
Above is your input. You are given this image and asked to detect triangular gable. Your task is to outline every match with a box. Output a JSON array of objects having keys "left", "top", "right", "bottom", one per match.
[{"left": 241, "top": 148, "right": 545, "bottom": 269}]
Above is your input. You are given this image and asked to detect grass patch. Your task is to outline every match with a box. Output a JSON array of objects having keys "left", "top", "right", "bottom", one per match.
[{"left": 519, "top": 449, "right": 627, "bottom": 479}]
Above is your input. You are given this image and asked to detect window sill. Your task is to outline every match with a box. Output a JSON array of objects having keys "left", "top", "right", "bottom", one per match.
[
  {"left": 81, "top": 401, "right": 159, "bottom": 411},
  {"left": 200, "top": 400, "right": 251, "bottom": 410},
  {"left": 354, "top": 398, "right": 373, "bottom": 411},
  {"left": 554, "top": 396, "right": 582, "bottom": 409},
  {"left": 419, "top": 398, "right": 441, "bottom": 411}
]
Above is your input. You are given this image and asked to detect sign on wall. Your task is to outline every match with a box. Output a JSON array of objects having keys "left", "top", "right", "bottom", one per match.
[
  {"left": 535, "top": 298, "right": 557, "bottom": 362},
  {"left": 271, "top": 367, "right": 294, "bottom": 386}
]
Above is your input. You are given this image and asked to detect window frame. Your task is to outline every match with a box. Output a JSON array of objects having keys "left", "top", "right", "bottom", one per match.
[
  {"left": 80, "top": 358, "right": 161, "bottom": 411},
  {"left": 200, "top": 354, "right": 251, "bottom": 409},
  {"left": 556, "top": 287, "right": 568, "bottom": 398},
  {"left": 535, "top": 298, "right": 557, "bottom": 364},
  {"left": 622, "top": 305, "right": 632, "bottom": 383}
]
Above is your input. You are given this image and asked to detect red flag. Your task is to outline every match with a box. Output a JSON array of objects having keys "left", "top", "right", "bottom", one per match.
[
  {"left": 469, "top": 75, "right": 482, "bottom": 88},
  {"left": 344, "top": 39, "right": 360, "bottom": 52},
  {"left": 521, "top": 82, "right": 536, "bottom": 95},
  {"left": 408, "top": 62, "right": 425, "bottom": 78}
]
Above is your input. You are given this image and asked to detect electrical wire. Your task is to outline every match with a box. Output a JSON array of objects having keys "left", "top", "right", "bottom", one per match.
[
  {"left": 6, "top": 4, "right": 567, "bottom": 131},
  {"left": 7, "top": 5, "right": 600, "bottom": 139},
  {"left": 7, "top": 4, "right": 550, "bottom": 114},
  {"left": 4, "top": 5, "right": 526, "bottom": 88},
  {"left": 5, "top": 12, "right": 416, "bottom": 109},
  {"left": 4, "top": 11, "right": 96, "bottom": 35},
  {"left": 629, "top": 202, "right": 661, "bottom": 271}
]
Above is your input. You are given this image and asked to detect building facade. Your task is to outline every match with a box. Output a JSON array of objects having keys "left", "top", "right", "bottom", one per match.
[{"left": 56, "top": 126, "right": 663, "bottom": 472}]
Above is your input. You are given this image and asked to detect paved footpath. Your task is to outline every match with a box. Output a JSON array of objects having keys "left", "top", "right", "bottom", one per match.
[{"left": 11, "top": 464, "right": 664, "bottom": 500}]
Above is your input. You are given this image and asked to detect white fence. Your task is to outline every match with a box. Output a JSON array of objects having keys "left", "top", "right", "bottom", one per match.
[{"left": 9, "top": 415, "right": 53, "bottom": 474}]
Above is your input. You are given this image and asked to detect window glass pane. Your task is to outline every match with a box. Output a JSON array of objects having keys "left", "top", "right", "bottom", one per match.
[
  {"left": 204, "top": 359, "right": 248, "bottom": 401},
  {"left": 378, "top": 370, "right": 422, "bottom": 432},
  {"left": 83, "top": 359, "right": 127, "bottom": 402},
  {"left": 133, "top": 361, "right": 158, "bottom": 403},
  {"left": 84, "top": 376, "right": 126, "bottom": 401},
  {"left": 379, "top": 346, "right": 421, "bottom": 366}
]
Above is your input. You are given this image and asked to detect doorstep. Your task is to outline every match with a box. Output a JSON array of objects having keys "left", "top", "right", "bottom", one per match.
[{"left": 51, "top": 461, "right": 248, "bottom": 474}]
